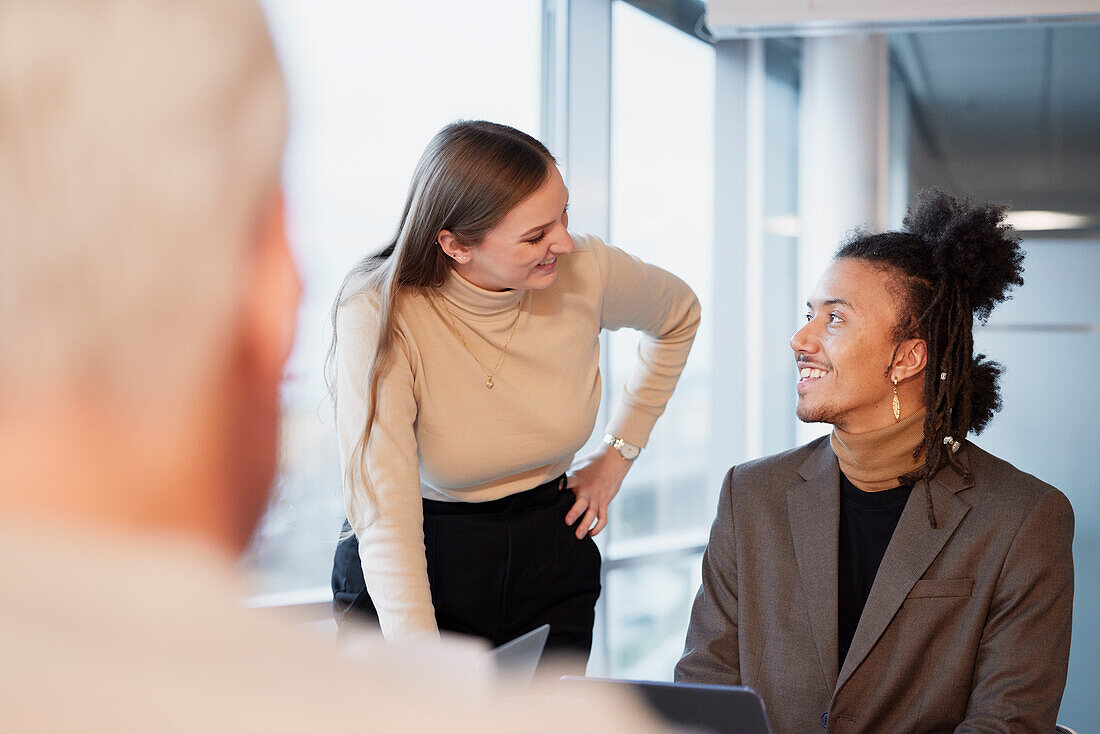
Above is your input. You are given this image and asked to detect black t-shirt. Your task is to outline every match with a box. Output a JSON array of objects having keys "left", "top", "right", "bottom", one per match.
[{"left": 837, "top": 472, "right": 912, "bottom": 667}]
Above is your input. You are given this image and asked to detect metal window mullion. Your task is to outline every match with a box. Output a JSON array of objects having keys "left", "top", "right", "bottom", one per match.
[
  {"left": 540, "top": 0, "right": 570, "bottom": 155},
  {"left": 553, "top": 0, "right": 614, "bottom": 676}
]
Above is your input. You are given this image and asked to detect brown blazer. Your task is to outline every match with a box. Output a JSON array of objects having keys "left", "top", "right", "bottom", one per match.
[{"left": 676, "top": 437, "right": 1074, "bottom": 734}]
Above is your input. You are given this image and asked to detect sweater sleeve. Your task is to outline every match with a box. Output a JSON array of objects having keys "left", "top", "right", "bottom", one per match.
[
  {"left": 335, "top": 295, "right": 438, "bottom": 640},
  {"left": 590, "top": 235, "right": 702, "bottom": 447}
]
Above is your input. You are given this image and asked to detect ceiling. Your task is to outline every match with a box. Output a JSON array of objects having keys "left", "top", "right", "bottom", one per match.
[{"left": 892, "top": 22, "right": 1100, "bottom": 225}]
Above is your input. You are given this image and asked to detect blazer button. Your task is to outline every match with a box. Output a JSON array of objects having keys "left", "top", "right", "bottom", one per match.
[{"left": 821, "top": 712, "right": 829, "bottom": 728}]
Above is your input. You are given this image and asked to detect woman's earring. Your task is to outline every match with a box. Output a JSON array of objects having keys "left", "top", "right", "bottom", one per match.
[
  {"left": 892, "top": 376, "right": 901, "bottom": 421},
  {"left": 454, "top": 254, "right": 467, "bottom": 263}
]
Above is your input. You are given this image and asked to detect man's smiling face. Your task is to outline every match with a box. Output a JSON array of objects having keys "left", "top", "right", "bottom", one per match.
[{"left": 789, "top": 258, "right": 912, "bottom": 433}]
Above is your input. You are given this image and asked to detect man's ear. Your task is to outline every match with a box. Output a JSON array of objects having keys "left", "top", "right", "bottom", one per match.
[
  {"left": 437, "top": 230, "right": 471, "bottom": 264},
  {"left": 892, "top": 337, "right": 927, "bottom": 382},
  {"left": 242, "top": 190, "right": 301, "bottom": 376}
]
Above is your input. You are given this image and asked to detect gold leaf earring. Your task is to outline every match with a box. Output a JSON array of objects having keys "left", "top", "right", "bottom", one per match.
[{"left": 892, "top": 376, "right": 901, "bottom": 421}]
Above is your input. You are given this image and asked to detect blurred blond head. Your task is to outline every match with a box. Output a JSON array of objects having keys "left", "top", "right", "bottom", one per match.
[
  {"left": 0, "top": 0, "right": 287, "bottom": 400},
  {"left": 0, "top": 0, "right": 296, "bottom": 551}
]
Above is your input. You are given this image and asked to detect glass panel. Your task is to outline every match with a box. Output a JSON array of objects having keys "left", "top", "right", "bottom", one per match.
[
  {"left": 247, "top": 0, "right": 542, "bottom": 595},
  {"left": 760, "top": 39, "right": 802, "bottom": 456},
  {"left": 605, "top": 553, "right": 703, "bottom": 680},
  {"left": 607, "top": 0, "right": 716, "bottom": 555}
]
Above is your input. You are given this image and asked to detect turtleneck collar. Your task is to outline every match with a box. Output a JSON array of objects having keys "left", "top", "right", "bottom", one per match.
[
  {"left": 436, "top": 268, "right": 525, "bottom": 320},
  {"left": 830, "top": 408, "right": 927, "bottom": 492}
]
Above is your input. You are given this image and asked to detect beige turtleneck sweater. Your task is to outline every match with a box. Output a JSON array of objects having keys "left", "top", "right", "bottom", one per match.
[
  {"left": 336, "top": 233, "right": 701, "bottom": 639},
  {"left": 830, "top": 409, "right": 927, "bottom": 491}
]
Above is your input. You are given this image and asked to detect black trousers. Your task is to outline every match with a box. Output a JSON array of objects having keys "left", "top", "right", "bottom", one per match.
[{"left": 332, "top": 475, "right": 602, "bottom": 663}]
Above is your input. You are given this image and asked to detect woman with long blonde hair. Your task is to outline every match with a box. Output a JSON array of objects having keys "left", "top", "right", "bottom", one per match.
[{"left": 330, "top": 121, "right": 700, "bottom": 666}]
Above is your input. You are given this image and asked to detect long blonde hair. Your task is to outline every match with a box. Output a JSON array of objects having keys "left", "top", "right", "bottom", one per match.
[{"left": 328, "top": 120, "right": 555, "bottom": 505}]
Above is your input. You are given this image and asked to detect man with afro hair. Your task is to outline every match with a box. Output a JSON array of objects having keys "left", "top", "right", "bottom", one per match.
[{"left": 677, "top": 189, "right": 1073, "bottom": 734}]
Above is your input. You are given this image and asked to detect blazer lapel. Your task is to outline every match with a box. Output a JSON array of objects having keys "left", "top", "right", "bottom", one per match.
[
  {"left": 787, "top": 439, "right": 842, "bottom": 692},
  {"left": 834, "top": 447, "right": 975, "bottom": 694}
]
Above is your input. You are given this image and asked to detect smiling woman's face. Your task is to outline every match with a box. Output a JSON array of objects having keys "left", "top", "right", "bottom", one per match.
[
  {"left": 789, "top": 258, "right": 913, "bottom": 433},
  {"left": 449, "top": 166, "right": 573, "bottom": 292}
]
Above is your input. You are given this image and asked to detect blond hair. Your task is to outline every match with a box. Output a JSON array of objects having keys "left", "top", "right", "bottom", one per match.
[{"left": 0, "top": 0, "right": 287, "bottom": 405}]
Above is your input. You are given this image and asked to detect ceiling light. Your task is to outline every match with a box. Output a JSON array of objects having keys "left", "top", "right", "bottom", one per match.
[{"left": 1004, "top": 210, "right": 1093, "bottom": 231}]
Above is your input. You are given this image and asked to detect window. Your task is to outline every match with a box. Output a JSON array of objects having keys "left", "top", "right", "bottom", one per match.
[{"left": 603, "top": 0, "right": 715, "bottom": 678}]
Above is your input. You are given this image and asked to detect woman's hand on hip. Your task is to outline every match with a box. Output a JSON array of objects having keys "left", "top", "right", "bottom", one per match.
[{"left": 564, "top": 445, "right": 633, "bottom": 539}]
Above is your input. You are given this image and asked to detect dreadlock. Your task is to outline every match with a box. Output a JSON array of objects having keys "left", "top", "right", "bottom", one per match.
[{"left": 836, "top": 188, "right": 1025, "bottom": 527}]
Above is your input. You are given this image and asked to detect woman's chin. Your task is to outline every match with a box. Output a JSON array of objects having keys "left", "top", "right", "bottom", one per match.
[{"left": 526, "top": 268, "right": 558, "bottom": 289}]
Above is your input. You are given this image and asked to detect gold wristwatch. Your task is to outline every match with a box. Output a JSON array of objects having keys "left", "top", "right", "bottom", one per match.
[{"left": 603, "top": 433, "right": 641, "bottom": 461}]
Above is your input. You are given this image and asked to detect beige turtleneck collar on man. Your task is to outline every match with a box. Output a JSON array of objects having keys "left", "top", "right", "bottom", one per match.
[{"left": 830, "top": 409, "right": 927, "bottom": 492}]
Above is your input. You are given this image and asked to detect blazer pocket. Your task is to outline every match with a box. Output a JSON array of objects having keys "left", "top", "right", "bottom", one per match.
[{"left": 906, "top": 578, "right": 974, "bottom": 599}]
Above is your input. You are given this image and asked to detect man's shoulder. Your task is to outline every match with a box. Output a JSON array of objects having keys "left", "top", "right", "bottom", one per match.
[
  {"left": 726, "top": 436, "right": 830, "bottom": 493},
  {"left": 966, "top": 442, "right": 1053, "bottom": 490},
  {"left": 734, "top": 435, "right": 829, "bottom": 474},
  {"left": 963, "top": 442, "right": 1072, "bottom": 519}
]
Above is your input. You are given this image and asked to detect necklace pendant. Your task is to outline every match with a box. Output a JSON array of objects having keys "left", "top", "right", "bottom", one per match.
[{"left": 485, "top": 376, "right": 494, "bottom": 389}]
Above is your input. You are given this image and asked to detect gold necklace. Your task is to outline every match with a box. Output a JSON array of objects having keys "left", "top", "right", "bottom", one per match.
[{"left": 439, "top": 292, "right": 526, "bottom": 389}]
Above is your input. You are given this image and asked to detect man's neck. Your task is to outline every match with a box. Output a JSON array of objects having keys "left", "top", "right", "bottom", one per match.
[{"left": 830, "top": 409, "right": 927, "bottom": 492}]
